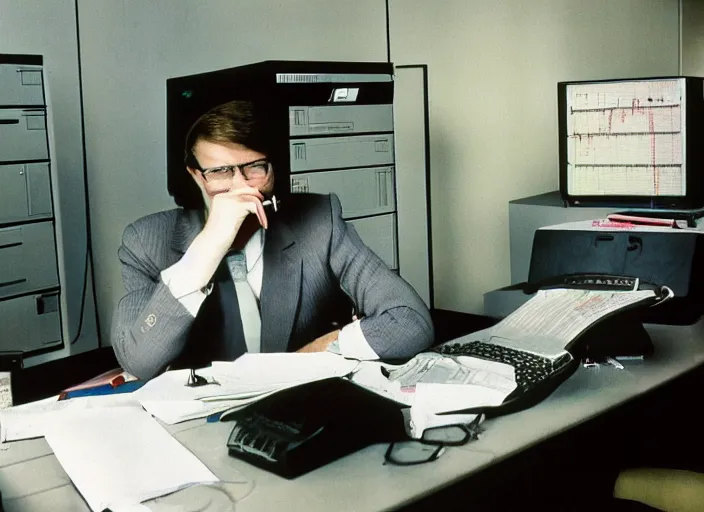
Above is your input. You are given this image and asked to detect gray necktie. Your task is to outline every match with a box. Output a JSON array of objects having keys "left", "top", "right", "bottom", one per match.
[{"left": 226, "top": 251, "right": 262, "bottom": 353}]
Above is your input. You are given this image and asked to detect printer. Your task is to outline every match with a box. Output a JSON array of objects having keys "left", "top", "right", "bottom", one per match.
[{"left": 486, "top": 220, "right": 704, "bottom": 325}]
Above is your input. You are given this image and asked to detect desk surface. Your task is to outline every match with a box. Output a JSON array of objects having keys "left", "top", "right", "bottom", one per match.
[{"left": 2, "top": 321, "right": 704, "bottom": 512}]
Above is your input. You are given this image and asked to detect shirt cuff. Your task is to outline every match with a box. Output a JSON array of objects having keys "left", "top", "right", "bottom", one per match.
[
  {"left": 337, "top": 319, "right": 379, "bottom": 360},
  {"left": 160, "top": 261, "right": 209, "bottom": 317}
]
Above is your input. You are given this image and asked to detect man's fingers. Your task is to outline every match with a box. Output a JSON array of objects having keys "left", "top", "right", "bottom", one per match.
[
  {"left": 232, "top": 193, "right": 268, "bottom": 229},
  {"left": 227, "top": 185, "right": 264, "bottom": 201},
  {"left": 255, "top": 201, "right": 268, "bottom": 230}
]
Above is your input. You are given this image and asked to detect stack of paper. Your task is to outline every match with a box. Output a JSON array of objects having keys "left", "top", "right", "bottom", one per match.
[
  {"left": 43, "top": 403, "right": 218, "bottom": 512},
  {"left": 0, "top": 393, "right": 138, "bottom": 442},
  {"left": 487, "top": 287, "right": 661, "bottom": 359},
  {"left": 133, "top": 352, "right": 361, "bottom": 424}
]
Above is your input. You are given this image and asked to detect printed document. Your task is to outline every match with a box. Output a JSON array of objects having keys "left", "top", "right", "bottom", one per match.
[
  {"left": 384, "top": 352, "right": 516, "bottom": 393},
  {"left": 487, "top": 288, "right": 658, "bottom": 359}
]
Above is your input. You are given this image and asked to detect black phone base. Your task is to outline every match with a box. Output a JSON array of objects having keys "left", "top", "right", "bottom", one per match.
[{"left": 570, "top": 310, "right": 654, "bottom": 360}]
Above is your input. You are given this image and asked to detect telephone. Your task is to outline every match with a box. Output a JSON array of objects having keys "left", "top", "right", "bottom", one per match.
[{"left": 223, "top": 377, "right": 406, "bottom": 479}]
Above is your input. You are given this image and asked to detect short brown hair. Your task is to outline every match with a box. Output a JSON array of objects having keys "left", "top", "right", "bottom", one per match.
[{"left": 184, "top": 100, "right": 270, "bottom": 163}]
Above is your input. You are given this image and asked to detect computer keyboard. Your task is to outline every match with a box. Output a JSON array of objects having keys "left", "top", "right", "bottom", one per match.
[{"left": 434, "top": 341, "right": 573, "bottom": 392}]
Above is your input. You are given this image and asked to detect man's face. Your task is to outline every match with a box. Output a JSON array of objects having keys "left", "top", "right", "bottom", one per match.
[{"left": 187, "top": 139, "right": 275, "bottom": 208}]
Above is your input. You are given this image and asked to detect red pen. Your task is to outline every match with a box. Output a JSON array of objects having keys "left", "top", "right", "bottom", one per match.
[{"left": 606, "top": 213, "right": 680, "bottom": 228}]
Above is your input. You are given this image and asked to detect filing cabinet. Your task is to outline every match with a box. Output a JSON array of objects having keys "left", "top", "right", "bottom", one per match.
[
  {"left": 0, "top": 222, "right": 59, "bottom": 299},
  {"left": 288, "top": 97, "right": 398, "bottom": 270},
  {"left": 289, "top": 104, "right": 394, "bottom": 137},
  {"left": 290, "top": 166, "right": 395, "bottom": 219},
  {"left": 289, "top": 134, "right": 395, "bottom": 173},
  {"left": 0, "top": 55, "right": 62, "bottom": 356},
  {"left": 281, "top": 68, "right": 398, "bottom": 271},
  {"left": 0, "top": 163, "right": 52, "bottom": 223},
  {"left": 0, "top": 109, "right": 48, "bottom": 162},
  {"left": 0, "top": 292, "right": 61, "bottom": 352},
  {"left": 0, "top": 62, "right": 44, "bottom": 106}
]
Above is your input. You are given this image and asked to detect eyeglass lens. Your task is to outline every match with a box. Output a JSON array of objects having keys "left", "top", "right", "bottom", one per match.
[
  {"left": 385, "top": 441, "right": 444, "bottom": 465},
  {"left": 203, "top": 161, "right": 270, "bottom": 181},
  {"left": 421, "top": 425, "right": 470, "bottom": 445}
]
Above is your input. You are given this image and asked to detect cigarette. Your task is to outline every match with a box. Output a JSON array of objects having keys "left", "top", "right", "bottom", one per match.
[{"left": 262, "top": 197, "right": 279, "bottom": 212}]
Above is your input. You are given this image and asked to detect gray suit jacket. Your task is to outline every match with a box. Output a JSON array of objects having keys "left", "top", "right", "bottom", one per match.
[{"left": 111, "top": 193, "right": 434, "bottom": 380}]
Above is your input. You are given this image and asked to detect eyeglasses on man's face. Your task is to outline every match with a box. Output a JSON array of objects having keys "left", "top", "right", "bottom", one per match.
[{"left": 189, "top": 155, "right": 272, "bottom": 182}]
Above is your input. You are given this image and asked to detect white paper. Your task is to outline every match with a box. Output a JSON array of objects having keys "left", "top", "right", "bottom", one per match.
[
  {"left": 409, "top": 381, "right": 514, "bottom": 438},
  {"left": 349, "top": 361, "right": 414, "bottom": 405},
  {"left": 205, "top": 352, "right": 361, "bottom": 398},
  {"left": 385, "top": 352, "right": 516, "bottom": 390},
  {"left": 132, "top": 352, "right": 360, "bottom": 424},
  {"left": 139, "top": 389, "right": 280, "bottom": 425},
  {"left": 138, "top": 400, "right": 238, "bottom": 426},
  {"left": 44, "top": 404, "right": 218, "bottom": 512},
  {"left": 0, "top": 394, "right": 138, "bottom": 443},
  {"left": 489, "top": 288, "right": 656, "bottom": 358},
  {"left": 414, "top": 382, "right": 514, "bottom": 414},
  {"left": 0, "top": 372, "right": 12, "bottom": 409}
]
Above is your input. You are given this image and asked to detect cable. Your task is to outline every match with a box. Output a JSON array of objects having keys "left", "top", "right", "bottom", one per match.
[{"left": 69, "top": 0, "right": 99, "bottom": 345}]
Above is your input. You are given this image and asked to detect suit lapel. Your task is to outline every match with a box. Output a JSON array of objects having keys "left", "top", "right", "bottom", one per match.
[{"left": 260, "top": 218, "right": 302, "bottom": 353}]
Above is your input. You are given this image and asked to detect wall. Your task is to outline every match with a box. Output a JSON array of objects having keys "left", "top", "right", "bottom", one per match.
[
  {"left": 76, "top": 0, "right": 388, "bottom": 343},
  {"left": 389, "top": 0, "right": 680, "bottom": 313},
  {"left": 682, "top": 0, "right": 704, "bottom": 75}
]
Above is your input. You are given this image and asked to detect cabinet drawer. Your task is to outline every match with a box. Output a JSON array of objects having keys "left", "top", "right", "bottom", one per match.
[
  {"left": 289, "top": 104, "right": 393, "bottom": 137},
  {"left": 0, "top": 163, "right": 52, "bottom": 224},
  {"left": 290, "top": 166, "right": 395, "bottom": 219},
  {"left": 347, "top": 213, "right": 397, "bottom": 270},
  {"left": 0, "top": 109, "right": 48, "bottom": 162},
  {"left": 290, "top": 134, "right": 394, "bottom": 173},
  {"left": 0, "top": 64, "right": 44, "bottom": 107},
  {"left": 0, "top": 292, "right": 62, "bottom": 353},
  {"left": 0, "top": 221, "right": 58, "bottom": 299}
]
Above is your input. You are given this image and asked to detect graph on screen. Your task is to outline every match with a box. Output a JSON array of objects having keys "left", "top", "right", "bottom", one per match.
[{"left": 566, "top": 78, "right": 686, "bottom": 197}]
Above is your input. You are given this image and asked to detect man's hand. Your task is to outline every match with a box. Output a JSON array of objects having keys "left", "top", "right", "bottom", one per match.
[
  {"left": 296, "top": 329, "right": 340, "bottom": 353},
  {"left": 206, "top": 184, "right": 269, "bottom": 239},
  {"left": 175, "top": 185, "right": 269, "bottom": 295}
]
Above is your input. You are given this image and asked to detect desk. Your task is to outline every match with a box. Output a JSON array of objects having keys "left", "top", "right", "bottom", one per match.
[{"left": 2, "top": 321, "right": 704, "bottom": 512}]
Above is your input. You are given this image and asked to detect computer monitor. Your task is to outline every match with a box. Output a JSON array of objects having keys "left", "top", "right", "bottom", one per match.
[{"left": 558, "top": 77, "right": 704, "bottom": 209}]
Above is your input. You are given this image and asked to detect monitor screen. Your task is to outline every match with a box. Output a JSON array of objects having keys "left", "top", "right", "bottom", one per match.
[{"left": 564, "top": 77, "right": 686, "bottom": 199}]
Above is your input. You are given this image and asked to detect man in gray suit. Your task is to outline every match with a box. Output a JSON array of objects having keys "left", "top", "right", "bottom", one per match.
[{"left": 112, "top": 100, "right": 433, "bottom": 380}]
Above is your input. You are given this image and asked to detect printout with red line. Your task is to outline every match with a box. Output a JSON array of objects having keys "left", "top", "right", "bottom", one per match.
[{"left": 566, "top": 79, "right": 685, "bottom": 198}]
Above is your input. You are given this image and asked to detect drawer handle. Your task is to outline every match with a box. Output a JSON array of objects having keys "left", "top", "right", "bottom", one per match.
[
  {"left": 594, "top": 234, "right": 614, "bottom": 247},
  {"left": 0, "top": 242, "right": 22, "bottom": 250},
  {"left": 0, "top": 119, "right": 20, "bottom": 125},
  {"left": 0, "top": 278, "right": 26, "bottom": 289}
]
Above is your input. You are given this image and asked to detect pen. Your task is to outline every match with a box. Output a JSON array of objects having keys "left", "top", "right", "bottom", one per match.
[{"left": 606, "top": 213, "right": 680, "bottom": 228}]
